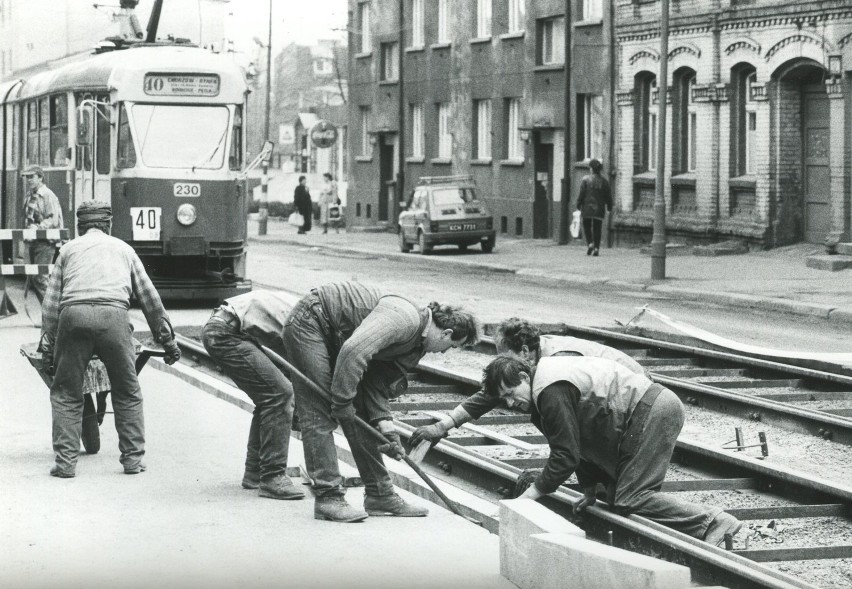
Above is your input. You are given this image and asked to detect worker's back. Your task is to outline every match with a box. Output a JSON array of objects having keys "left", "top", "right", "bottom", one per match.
[{"left": 55, "top": 229, "right": 136, "bottom": 310}]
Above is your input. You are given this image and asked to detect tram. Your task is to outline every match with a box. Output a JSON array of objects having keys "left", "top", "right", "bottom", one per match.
[{"left": 1, "top": 37, "right": 256, "bottom": 299}]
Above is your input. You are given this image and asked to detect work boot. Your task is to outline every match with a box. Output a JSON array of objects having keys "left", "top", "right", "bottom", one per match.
[
  {"left": 124, "top": 462, "right": 147, "bottom": 475},
  {"left": 314, "top": 496, "right": 368, "bottom": 522},
  {"left": 704, "top": 511, "right": 742, "bottom": 547},
  {"left": 242, "top": 470, "right": 261, "bottom": 490},
  {"left": 587, "top": 244, "right": 594, "bottom": 256},
  {"left": 258, "top": 474, "right": 305, "bottom": 500},
  {"left": 593, "top": 248, "right": 600, "bottom": 257},
  {"left": 50, "top": 465, "right": 75, "bottom": 479},
  {"left": 364, "top": 493, "right": 429, "bottom": 517}
]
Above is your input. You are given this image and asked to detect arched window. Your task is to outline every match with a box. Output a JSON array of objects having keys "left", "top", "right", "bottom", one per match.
[
  {"left": 672, "top": 68, "right": 697, "bottom": 173},
  {"left": 633, "top": 71, "right": 657, "bottom": 173},
  {"left": 731, "top": 63, "right": 757, "bottom": 177}
]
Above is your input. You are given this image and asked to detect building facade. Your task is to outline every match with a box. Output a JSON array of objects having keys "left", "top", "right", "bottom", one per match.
[
  {"left": 347, "top": 0, "right": 614, "bottom": 238},
  {"left": 615, "top": 0, "right": 852, "bottom": 248}
]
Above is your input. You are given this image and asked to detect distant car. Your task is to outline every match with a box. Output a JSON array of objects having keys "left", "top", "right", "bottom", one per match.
[{"left": 398, "top": 175, "right": 496, "bottom": 255}]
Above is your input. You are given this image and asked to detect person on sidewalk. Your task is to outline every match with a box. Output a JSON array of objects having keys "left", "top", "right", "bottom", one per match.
[
  {"left": 410, "top": 318, "right": 646, "bottom": 445},
  {"left": 576, "top": 159, "right": 612, "bottom": 257},
  {"left": 319, "top": 173, "right": 340, "bottom": 234},
  {"left": 201, "top": 290, "right": 305, "bottom": 501},
  {"left": 39, "top": 201, "right": 181, "bottom": 478},
  {"left": 22, "top": 165, "right": 64, "bottom": 303},
  {"left": 282, "top": 281, "right": 480, "bottom": 522},
  {"left": 293, "top": 175, "right": 312, "bottom": 234},
  {"left": 484, "top": 355, "right": 742, "bottom": 546}
]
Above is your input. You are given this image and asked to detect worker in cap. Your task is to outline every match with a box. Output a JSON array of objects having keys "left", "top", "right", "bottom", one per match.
[
  {"left": 39, "top": 200, "right": 181, "bottom": 478},
  {"left": 21, "top": 165, "right": 64, "bottom": 303}
]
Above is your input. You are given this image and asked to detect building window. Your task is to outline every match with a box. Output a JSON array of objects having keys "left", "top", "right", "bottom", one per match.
[
  {"left": 437, "top": 102, "right": 452, "bottom": 158},
  {"left": 360, "top": 106, "right": 371, "bottom": 156},
  {"left": 508, "top": 0, "right": 524, "bottom": 33},
  {"left": 380, "top": 42, "right": 398, "bottom": 81},
  {"left": 731, "top": 64, "right": 757, "bottom": 177},
  {"left": 536, "top": 17, "right": 564, "bottom": 65},
  {"left": 745, "top": 72, "right": 757, "bottom": 175},
  {"left": 437, "top": 0, "right": 449, "bottom": 43},
  {"left": 504, "top": 97, "right": 523, "bottom": 160},
  {"left": 633, "top": 72, "right": 656, "bottom": 173},
  {"left": 580, "top": 0, "right": 603, "bottom": 22},
  {"left": 576, "top": 94, "right": 603, "bottom": 162},
  {"left": 476, "top": 0, "right": 491, "bottom": 38},
  {"left": 673, "top": 68, "right": 696, "bottom": 173},
  {"left": 411, "top": 0, "right": 424, "bottom": 47},
  {"left": 411, "top": 104, "right": 424, "bottom": 157},
  {"left": 473, "top": 99, "right": 492, "bottom": 159},
  {"left": 358, "top": 2, "right": 371, "bottom": 53}
]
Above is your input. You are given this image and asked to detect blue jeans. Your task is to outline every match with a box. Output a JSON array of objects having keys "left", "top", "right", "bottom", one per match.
[
  {"left": 201, "top": 319, "right": 294, "bottom": 480},
  {"left": 51, "top": 305, "right": 143, "bottom": 471},
  {"left": 282, "top": 295, "right": 394, "bottom": 499}
]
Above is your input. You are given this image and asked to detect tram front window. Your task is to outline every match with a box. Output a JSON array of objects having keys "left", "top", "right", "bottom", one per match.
[{"left": 132, "top": 104, "right": 230, "bottom": 169}]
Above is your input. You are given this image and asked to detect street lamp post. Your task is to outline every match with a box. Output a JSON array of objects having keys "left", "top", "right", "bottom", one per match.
[
  {"left": 258, "top": 0, "right": 273, "bottom": 236},
  {"left": 651, "top": 0, "right": 669, "bottom": 279},
  {"left": 558, "top": 0, "right": 574, "bottom": 245}
]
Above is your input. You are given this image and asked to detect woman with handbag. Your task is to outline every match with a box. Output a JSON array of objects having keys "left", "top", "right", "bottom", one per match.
[
  {"left": 319, "top": 173, "right": 340, "bottom": 234},
  {"left": 576, "top": 159, "right": 612, "bottom": 257},
  {"left": 293, "top": 175, "right": 312, "bottom": 234}
]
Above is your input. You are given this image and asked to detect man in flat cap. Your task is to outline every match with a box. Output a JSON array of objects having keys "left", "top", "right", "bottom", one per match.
[
  {"left": 39, "top": 200, "right": 181, "bottom": 478},
  {"left": 21, "top": 165, "right": 64, "bottom": 303}
]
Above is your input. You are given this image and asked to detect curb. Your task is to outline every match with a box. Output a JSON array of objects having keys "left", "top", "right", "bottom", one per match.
[{"left": 249, "top": 235, "right": 852, "bottom": 326}]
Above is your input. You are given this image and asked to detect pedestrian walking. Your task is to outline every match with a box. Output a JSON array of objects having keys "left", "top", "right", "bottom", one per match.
[
  {"left": 576, "top": 158, "right": 612, "bottom": 257},
  {"left": 319, "top": 173, "right": 340, "bottom": 234},
  {"left": 21, "top": 165, "right": 64, "bottom": 303},
  {"left": 293, "top": 175, "right": 312, "bottom": 234},
  {"left": 411, "top": 317, "right": 646, "bottom": 444},
  {"left": 201, "top": 290, "right": 304, "bottom": 500},
  {"left": 282, "top": 281, "right": 480, "bottom": 522},
  {"left": 39, "top": 200, "right": 181, "bottom": 478},
  {"left": 484, "top": 355, "right": 742, "bottom": 546}
]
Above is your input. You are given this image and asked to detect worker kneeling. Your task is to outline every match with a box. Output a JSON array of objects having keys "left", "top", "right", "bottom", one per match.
[{"left": 483, "top": 355, "right": 742, "bottom": 546}]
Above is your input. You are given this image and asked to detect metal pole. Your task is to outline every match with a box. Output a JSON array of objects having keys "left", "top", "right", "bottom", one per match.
[
  {"left": 257, "top": 0, "right": 273, "bottom": 237},
  {"left": 396, "top": 0, "right": 405, "bottom": 226},
  {"left": 558, "top": 0, "right": 574, "bottom": 245},
  {"left": 651, "top": 0, "right": 669, "bottom": 279}
]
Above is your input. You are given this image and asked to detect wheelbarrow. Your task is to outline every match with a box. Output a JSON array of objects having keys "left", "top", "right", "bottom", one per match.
[{"left": 20, "top": 341, "right": 166, "bottom": 455}]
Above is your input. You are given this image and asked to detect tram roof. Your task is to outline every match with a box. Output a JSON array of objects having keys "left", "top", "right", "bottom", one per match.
[{"left": 4, "top": 45, "right": 248, "bottom": 104}]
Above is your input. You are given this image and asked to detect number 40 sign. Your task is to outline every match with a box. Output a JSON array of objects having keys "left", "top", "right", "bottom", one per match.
[{"left": 130, "top": 207, "right": 162, "bottom": 241}]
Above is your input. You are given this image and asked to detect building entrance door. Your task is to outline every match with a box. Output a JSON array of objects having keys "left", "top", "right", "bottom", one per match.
[
  {"left": 378, "top": 135, "right": 395, "bottom": 222},
  {"left": 803, "top": 84, "right": 830, "bottom": 244},
  {"left": 533, "top": 133, "right": 553, "bottom": 239}
]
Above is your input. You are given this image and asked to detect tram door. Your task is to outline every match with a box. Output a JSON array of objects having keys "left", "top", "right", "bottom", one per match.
[{"left": 74, "top": 94, "right": 112, "bottom": 214}]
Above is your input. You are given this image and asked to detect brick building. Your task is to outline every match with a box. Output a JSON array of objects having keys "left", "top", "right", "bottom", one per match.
[
  {"left": 615, "top": 0, "right": 852, "bottom": 248},
  {"left": 346, "top": 0, "right": 614, "bottom": 238}
]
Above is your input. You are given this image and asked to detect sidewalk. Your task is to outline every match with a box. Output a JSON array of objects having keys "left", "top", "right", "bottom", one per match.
[{"left": 249, "top": 218, "right": 852, "bottom": 325}]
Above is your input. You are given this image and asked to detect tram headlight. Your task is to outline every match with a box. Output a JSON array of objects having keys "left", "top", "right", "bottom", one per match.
[{"left": 176, "top": 204, "right": 197, "bottom": 226}]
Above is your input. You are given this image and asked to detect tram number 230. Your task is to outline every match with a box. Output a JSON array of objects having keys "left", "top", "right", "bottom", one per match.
[{"left": 130, "top": 207, "right": 162, "bottom": 241}]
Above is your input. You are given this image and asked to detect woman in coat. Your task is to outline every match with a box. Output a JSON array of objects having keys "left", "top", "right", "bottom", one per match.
[
  {"left": 319, "top": 173, "right": 339, "bottom": 234},
  {"left": 293, "top": 175, "right": 312, "bottom": 234},
  {"left": 576, "top": 159, "right": 613, "bottom": 256}
]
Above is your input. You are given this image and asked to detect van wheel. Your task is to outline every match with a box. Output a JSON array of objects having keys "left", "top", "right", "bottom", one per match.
[
  {"left": 481, "top": 238, "right": 495, "bottom": 253},
  {"left": 399, "top": 230, "right": 412, "bottom": 253},
  {"left": 419, "top": 232, "right": 433, "bottom": 255}
]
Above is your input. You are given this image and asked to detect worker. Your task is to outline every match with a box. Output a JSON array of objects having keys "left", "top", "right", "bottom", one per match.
[
  {"left": 39, "top": 201, "right": 181, "bottom": 478},
  {"left": 21, "top": 165, "right": 64, "bottom": 303},
  {"left": 484, "top": 355, "right": 742, "bottom": 546},
  {"left": 282, "top": 281, "right": 480, "bottom": 522},
  {"left": 201, "top": 290, "right": 304, "bottom": 500},
  {"left": 410, "top": 318, "right": 646, "bottom": 445}
]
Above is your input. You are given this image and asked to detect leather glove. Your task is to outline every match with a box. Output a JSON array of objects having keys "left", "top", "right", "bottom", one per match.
[
  {"left": 410, "top": 422, "right": 448, "bottom": 446},
  {"left": 573, "top": 486, "right": 598, "bottom": 514},
  {"left": 162, "top": 339, "right": 181, "bottom": 365},
  {"left": 41, "top": 349, "right": 56, "bottom": 377},
  {"left": 377, "top": 431, "right": 405, "bottom": 461},
  {"left": 330, "top": 403, "right": 357, "bottom": 427}
]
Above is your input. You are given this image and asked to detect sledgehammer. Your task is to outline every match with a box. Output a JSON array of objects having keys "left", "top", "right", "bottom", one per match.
[{"left": 260, "top": 345, "right": 481, "bottom": 526}]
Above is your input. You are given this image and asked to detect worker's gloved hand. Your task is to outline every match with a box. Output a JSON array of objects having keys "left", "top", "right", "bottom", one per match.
[
  {"left": 377, "top": 431, "right": 405, "bottom": 461},
  {"left": 573, "top": 486, "right": 598, "bottom": 514},
  {"left": 410, "top": 422, "right": 448, "bottom": 446},
  {"left": 330, "top": 403, "right": 356, "bottom": 427},
  {"left": 41, "top": 348, "right": 56, "bottom": 377},
  {"left": 162, "top": 339, "right": 181, "bottom": 365}
]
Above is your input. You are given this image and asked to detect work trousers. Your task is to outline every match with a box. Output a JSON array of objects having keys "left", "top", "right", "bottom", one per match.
[
  {"left": 282, "top": 294, "right": 394, "bottom": 499},
  {"left": 201, "top": 319, "right": 294, "bottom": 480},
  {"left": 582, "top": 217, "right": 603, "bottom": 250},
  {"left": 27, "top": 241, "right": 55, "bottom": 304},
  {"left": 605, "top": 387, "right": 722, "bottom": 540},
  {"left": 51, "top": 305, "right": 143, "bottom": 472}
]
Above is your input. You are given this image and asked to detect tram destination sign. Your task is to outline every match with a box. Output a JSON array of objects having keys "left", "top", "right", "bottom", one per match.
[{"left": 144, "top": 73, "right": 220, "bottom": 97}]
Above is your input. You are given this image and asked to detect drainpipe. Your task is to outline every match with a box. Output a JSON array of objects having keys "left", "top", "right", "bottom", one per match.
[
  {"left": 607, "top": 0, "right": 617, "bottom": 248},
  {"left": 558, "top": 0, "right": 574, "bottom": 245},
  {"left": 396, "top": 0, "right": 405, "bottom": 226}
]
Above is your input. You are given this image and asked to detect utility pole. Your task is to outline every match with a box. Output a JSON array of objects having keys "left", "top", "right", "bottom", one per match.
[
  {"left": 258, "top": 0, "right": 273, "bottom": 236},
  {"left": 558, "top": 0, "right": 574, "bottom": 245},
  {"left": 651, "top": 0, "right": 669, "bottom": 279},
  {"left": 396, "top": 0, "right": 405, "bottom": 225}
]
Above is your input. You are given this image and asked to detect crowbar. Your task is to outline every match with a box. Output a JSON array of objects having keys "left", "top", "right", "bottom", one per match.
[{"left": 260, "top": 345, "right": 481, "bottom": 526}]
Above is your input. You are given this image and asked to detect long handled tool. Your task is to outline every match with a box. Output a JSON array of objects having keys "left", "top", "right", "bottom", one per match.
[{"left": 260, "top": 345, "right": 480, "bottom": 525}]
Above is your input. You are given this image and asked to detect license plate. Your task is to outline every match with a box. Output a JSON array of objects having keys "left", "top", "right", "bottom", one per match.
[
  {"left": 130, "top": 207, "right": 162, "bottom": 241},
  {"left": 173, "top": 182, "right": 201, "bottom": 197},
  {"left": 448, "top": 223, "right": 477, "bottom": 231}
]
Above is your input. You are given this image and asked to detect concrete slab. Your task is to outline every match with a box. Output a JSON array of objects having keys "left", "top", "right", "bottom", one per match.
[
  {"left": 528, "top": 533, "right": 691, "bottom": 589},
  {"left": 836, "top": 243, "right": 852, "bottom": 256},
  {"left": 805, "top": 255, "right": 852, "bottom": 271},
  {"left": 499, "top": 498, "right": 585, "bottom": 589}
]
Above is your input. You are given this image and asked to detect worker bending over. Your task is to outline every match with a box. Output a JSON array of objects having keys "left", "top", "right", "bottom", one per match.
[
  {"left": 282, "top": 281, "right": 480, "bottom": 522},
  {"left": 201, "top": 290, "right": 304, "bottom": 500},
  {"left": 484, "top": 355, "right": 742, "bottom": 546}
]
